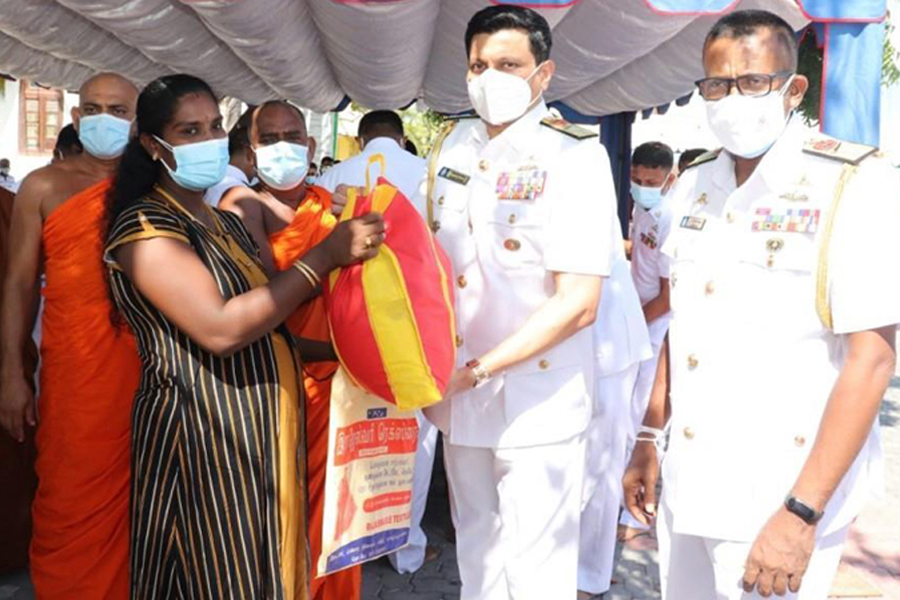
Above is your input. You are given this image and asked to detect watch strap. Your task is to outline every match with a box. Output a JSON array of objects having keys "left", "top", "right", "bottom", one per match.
[{"left": 784, "top": 495, "right": 824, "bottom": 525}]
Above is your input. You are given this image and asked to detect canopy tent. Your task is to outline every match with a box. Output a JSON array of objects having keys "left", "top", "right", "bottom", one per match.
[{"left": 0, "top": 0, "right": 886, "bottom": 146}]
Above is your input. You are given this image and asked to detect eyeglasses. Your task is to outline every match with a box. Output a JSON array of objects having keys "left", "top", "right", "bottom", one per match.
[{"left": 695, "top": 71, "right": 794, "bottom": 101}]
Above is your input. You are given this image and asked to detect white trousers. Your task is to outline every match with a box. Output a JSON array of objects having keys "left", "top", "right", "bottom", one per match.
[
  {"left": 444, "top": 433, "right": 586, "bottom": 600},
  {"left": 388, "top": 411, "right": 438, "bottom": 573},
  {"left": 658, "top": 498, "right": 848, "bottom": 600},
  {"left": 579, "top": 363, "right": 641, "bottom": 594}
]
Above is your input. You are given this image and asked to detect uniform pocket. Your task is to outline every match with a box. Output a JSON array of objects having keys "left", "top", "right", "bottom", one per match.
[{"left": 485, "top": 202, "right": 544, "bottom": 269}]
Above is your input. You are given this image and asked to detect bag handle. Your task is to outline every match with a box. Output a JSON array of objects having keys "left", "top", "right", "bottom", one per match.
[{"left": 365, "top": 153, "right": 386, "bottom": 195}]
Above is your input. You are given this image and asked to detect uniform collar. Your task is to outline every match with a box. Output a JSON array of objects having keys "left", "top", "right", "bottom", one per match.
[
  {"left": 471, "top": 100, "right": 549, "bottom": 154},
  {"left": 363, "top": 137, "right": 402, "bottom": 154},
  {"left": 226, "top": 163, "right": 250, "bottom": 184}
]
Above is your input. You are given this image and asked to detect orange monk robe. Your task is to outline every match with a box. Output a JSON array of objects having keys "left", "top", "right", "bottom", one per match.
[
  {"left": 32, "top": 179, "right": 141, "bottom": 599},
  {"left": 269, "top": 185, "right": 361, "bottom": 600}
]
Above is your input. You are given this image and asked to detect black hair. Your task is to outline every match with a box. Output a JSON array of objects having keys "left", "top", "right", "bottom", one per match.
[
  {"left": 228, "top": 108, "right": 254, "bottom": 157},
  {"left": 405, "top": 139, "right": 419, "bottom": 157},
  {"left": 632, "top": 142, "right": 674, "bottom": 171},
  {"left": 358, "top": 110, "right": 404, "bottom": 141},
  {"left": 705, "top": 10, "right": 798, "bottom": 71},
  {"left": 108, "top": 74, "right": 218, "bottom": 229},
  {"left": 321, "top": 156, "right": 334, "bottom": 165},
  {"left": 465, "top": 5, "right": 552, "bottom": 64},
  {"left": 54, "top": 123, "right": 83, "bottom": 156},
  {"left": 678, "top": 148, "right": 708, "bottom": 172}
]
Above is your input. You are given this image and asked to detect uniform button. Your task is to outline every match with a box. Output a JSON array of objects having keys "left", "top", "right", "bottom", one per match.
[
  {"left": 726, "top": 212, "right": 735, "bottom": 224},
  {"left": 671, "top": 272, "right": 677, "bottom": 287},
  {"left": 687, "top": 354, "right": 699, "bottom": 369},
  {"left": 457, "top": 275, "right": 467, "bottom": 289},
  {"left": 705, "top": 281, "right": 715, "bottom": 295},
  {"left": 437, "top": 196, "right": 445, "bottom": 206},
  {"left": 478, "top": 159, "right": 490, "bottom": 172},
  {"left": 767, "top": 255, "right": 775, "bottom": 268},
  {"left": 503, "top": 239, "right": 521, "bottom": 251},
  {"left": 696, "top": 193, "right": 708, "bottom": 205},
  {"left": 430, "top": 220, "right": 441, "bottom": 234},
  {"left": 508, "top": 213, "right": 517, "bottom": 224},
  {"left": 455, "top": 335, "right": 463, "bottom": 348},
  {"left": 683, "top": 427, "right": 695, "bottom": 440},
  {"left": 794, "top": 435, "right": 806, "bottom": 447},
  {"left": 538, "top": 359, "right": 550, "bottom": 370}
]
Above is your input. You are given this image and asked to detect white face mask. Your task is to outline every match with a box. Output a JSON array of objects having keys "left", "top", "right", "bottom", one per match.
[
  {"left": 705, "top": 76, "right": 794, "bottom": 159},
  {"left": 254, "top": 141, "right": 309, "bottom": 191},
  {"left": 467, "top": 64, "right": 544, "bottom": 126}
]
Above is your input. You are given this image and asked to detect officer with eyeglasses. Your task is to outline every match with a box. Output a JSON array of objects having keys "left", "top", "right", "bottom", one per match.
[{"left": 624, "top": 9, "right": 900, "bottom": 600}]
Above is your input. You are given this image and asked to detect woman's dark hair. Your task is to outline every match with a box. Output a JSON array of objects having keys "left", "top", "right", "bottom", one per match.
[
  {"left": 465, "top": 5, "right": 552, "bottom": 64},
  {"left": 107, "top": 74, "right": 218, "bottom": 228}
]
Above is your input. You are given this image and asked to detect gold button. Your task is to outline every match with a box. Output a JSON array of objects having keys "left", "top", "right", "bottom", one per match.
[
  {"left": 504, "top": 239, "right": 521, "bottom": 251},
  {"left": 437, "top": 196, "right": 445, "bottom": 206},
  {"left": 687, "top": 354, "right": 699, "bottom": 369},
  {"left": 683, "top": 427, "right": 695, "bottom": 440},
  {"left": 726, "top": 212, "right": 735, "bottom": 224},
  {"left": 455, "top": 335, "right": 463, "bottom": 348},
  {"left": 696, "top": 193, "right": 708, "bottom": 205},
  {"left": 457, "top": 275, "right": 467, "bottom": 289},
  {"left": 705, "top": 281, "right": 715, "bottom": 295},
  {"left": 538, "top": 359, "right": 550, "bottom": 370},
  {"left": 794, "top": 435, "right": 806, "bottom": 447},
  {"left": 767, "top": 254, "right": 775, "bottom": 268},
  {"left": 430, "top": 220, "right": 441, "bottom": 234},
  {"left": 508, "top": 213, "right": 517, "bottom": 224},
  {"left": 478, "top": 159, "right": 489, "bottom": 172}
]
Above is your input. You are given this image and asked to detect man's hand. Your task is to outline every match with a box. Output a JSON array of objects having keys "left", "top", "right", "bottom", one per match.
[
  {"left": 742, "top": 507, "right": 816, "bottom": 597},
  {"left": 443, "top": 367, "right": 475, "bottom": 399},
  {"left": 623, "top": 441, "right": 659, "bottom": 525},
  {"left": 0, "top": 372, "right": 36, "bottom": 442},
  {"left": 332, "top": 184, "right": 365, "bottom": 217}
]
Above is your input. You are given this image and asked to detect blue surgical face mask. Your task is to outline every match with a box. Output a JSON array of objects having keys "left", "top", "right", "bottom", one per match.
[
  {"left": 254, "top": 141, "right": 309, "bottom": 191},
  {"left": 306, "top": 175, "right": 317, "bottom": 186},
  {"left": 154, "top": 136, "right": 229, "bottom": 191},
  {"left": 631, "top": 182, "right": 664, "bottom": 210},
  {"left": 78, "top": 113, "right": 132, "bottom": 159}
]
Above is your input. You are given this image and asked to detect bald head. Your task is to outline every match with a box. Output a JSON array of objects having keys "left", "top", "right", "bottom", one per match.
[
  {"left": 74, "top": 72, "right": 138, "bottom": 126},
  {"left": 250, "top": 101, "right": 308, "bottom": 148}
]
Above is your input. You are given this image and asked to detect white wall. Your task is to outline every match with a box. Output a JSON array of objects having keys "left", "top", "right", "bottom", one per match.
[{"left": 0, "top": 80, "right": 78, "bottom": 182}]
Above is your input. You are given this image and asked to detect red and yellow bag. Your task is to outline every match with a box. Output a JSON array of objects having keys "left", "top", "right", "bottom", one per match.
[{"left": 324, "top": 155, "right": 456, "bottom": 411}]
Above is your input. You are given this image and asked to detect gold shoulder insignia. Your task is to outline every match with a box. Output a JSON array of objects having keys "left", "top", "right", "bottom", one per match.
[
  {"left": 540, "top": 117, "right": 598, "bottom": 140},
  {"left": 803, "top": 135, "right": 877, "bottom": 165},
  {"left": 683, "top": 149, "right": 722, "bottom": 171}
]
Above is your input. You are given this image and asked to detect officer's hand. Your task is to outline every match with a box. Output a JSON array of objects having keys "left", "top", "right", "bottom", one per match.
[
  {"left": 622, "top": 441, "right": 659, "bottom": 526},
  {"left": 0, "top": 373, "right": 36, "bottom": 442},
  {"left": 742, "top": 507, "right": 815, "bottom": 597}
]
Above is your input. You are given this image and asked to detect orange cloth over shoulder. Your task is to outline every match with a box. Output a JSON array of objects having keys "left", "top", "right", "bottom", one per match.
[
  {"left": 268, "top": 185, "right": 360, "bottom": 600},
  {"left": 32, "top": 178, "right": 141, "bottom": 599}
]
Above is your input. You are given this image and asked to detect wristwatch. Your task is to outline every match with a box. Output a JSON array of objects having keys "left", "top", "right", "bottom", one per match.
[
  {"left": 465, "top": 359, "right": 491, "bottom": 389},
  {"left": 784, "top": 495, "right": 824, "bottom": 525}
]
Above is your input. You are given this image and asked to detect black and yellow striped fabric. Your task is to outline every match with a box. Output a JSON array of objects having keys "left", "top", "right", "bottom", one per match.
[{"left": 105, "top": 193, "right": 308, "bottom": 600}]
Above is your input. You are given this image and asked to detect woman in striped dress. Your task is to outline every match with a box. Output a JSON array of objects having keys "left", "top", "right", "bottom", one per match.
[{"left": 104, "top": 74, "right": 384, "bottom": 599}]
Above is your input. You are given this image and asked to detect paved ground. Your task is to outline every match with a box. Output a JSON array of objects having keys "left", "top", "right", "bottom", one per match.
[{"left": 2, "top": 373, "right": 898, "bottom": 600}]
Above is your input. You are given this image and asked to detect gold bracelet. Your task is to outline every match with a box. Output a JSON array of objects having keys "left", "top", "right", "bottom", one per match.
[{"left": 292, "top": 260, "right": 320, "bottom": 287}]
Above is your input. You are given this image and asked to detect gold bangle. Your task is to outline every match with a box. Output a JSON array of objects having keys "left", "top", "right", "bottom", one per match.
[{"left": 292, "top": 260, "right": 320, "bottom": 287}]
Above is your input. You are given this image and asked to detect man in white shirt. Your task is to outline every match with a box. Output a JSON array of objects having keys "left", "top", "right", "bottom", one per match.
[
  {"left": 204, "top": 110, "right": 256, "bottom": 207},
  {"left": 0, "top": 159, "right": 18, "bottom": 194},
  {"left": 621, "top": 141, "right": 676, "bottom": 534},
  {"left": 319, "top": 109, "right": 437, "bottom": 576},
  {"left": 319, "top": 110, "right": 426, "bottom": 213},
  {"left": 624, "top": 10, "right": 900, "bottom": 599},
  {"left": 413, "top": 6, "right": 617, "bottom": 598}
]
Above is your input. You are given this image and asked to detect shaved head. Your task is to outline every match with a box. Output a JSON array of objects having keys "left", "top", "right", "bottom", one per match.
[
  {"left": 250, "top": 101, "right": 306, "bottom": 145},
  {"left": 74, "top": 72, "right": 138, "bottom": 129}
]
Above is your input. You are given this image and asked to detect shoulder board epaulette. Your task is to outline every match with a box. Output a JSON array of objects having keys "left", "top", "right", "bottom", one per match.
[
  {"left": 540, "top": 117, "right": 598, "bottom": 140},
  {"left": 683, "top": 149, "right": 722, "bottom": 171},
  {"left": 446, "top": 112, "right": 478, "bottom": 121},
  {"left": 802, "top": 135, "right": 877, "bottom": 165}
]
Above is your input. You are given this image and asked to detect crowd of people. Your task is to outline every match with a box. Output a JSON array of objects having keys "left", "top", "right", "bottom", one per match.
[{"left": 0, "top": 4, "right": 898, "bottom": 600}]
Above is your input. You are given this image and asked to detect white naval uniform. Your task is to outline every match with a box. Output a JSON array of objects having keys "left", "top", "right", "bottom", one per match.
[
  {"left": 658, "top": 120, "right": 900, "bottom": 599},
  {"left": 413, "top": 102, "right": 616, "bottom": 600},
  {"left": 319, "top": 136, "right": 436, "bottom": 574},
  {"left": 579, "top": 223, "right": 652, "bottom": 595}
]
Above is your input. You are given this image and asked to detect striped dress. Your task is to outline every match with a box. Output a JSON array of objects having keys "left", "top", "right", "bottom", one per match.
[{"left": 105, "top": 190, "right": 308, "bottom": 600}]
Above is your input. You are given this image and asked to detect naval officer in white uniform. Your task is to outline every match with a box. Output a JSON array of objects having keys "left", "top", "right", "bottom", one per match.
[
  {"left": 412, "top": 6, "right": 618, "bottom": 599},
  {"left": 624, "top": 10, "right": 900, "bottom": 599}
]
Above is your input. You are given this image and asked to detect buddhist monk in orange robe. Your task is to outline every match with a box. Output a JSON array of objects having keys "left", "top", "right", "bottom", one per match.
[
  {"left": 0, "top": 73, "right": 141, "bottom": 599},
  {"left": 221, "top": 100, "right": 361, "bottom": 600}
]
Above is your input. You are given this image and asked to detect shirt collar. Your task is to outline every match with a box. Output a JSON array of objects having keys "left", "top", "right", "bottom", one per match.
[
  {"left": 471, "top": 99, "right": 549, "bottom": 153},
  {"left": 226, "top": 164, "right": 250, "bottom": 184},
  {"left": 364, "top": 137, "right": 402, "bottom": 153}
]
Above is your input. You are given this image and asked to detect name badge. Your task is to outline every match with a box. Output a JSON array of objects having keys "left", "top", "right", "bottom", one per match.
[
  {"left": 496, "top": 168, "right": 547, "bottom": 201},
  {"left": 438, "top": 167, "right": 470, "bottom": 186},
  {"left": 680, "top": 216, "right": 706, "bottom": 231}
]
